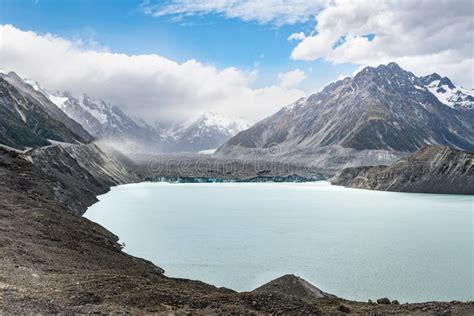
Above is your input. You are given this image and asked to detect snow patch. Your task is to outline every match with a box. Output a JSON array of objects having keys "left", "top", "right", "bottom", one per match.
[
  {"left": 48, "top": 94, "right": 69, "bottom": 108},
  {"left": 426, "top": 80, "right": 473, "bottom": 110},
  {"left": 198, "top": 148, "right": 217, "bottom": 155},
  {"left": 78, "top": 95, "right": 109, "bottom": 124}
]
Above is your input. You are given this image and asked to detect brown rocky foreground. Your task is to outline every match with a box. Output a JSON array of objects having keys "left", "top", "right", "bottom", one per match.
[{"left": 0, "top": 147, "right": 473, "bottom": 314}]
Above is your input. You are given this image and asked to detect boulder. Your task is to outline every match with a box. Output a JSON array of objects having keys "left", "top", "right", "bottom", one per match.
[{"left": 377, "top": 297, "right": 391, "bottom": 304}]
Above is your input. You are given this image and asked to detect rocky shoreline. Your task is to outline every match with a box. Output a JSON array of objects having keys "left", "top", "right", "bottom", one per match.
[{"left": 1, "top": 145, "right": 473, "bottom": 314}]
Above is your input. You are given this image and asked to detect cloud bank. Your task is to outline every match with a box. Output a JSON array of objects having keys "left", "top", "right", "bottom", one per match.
[
  {"left": 289, "top": 0, "right": 474, "bottom": 87},
  {"left": 0, "top": 24, "right": 305, "bottom": 124},
  {"left": 278, "top": 69, "right": 306, "bottom": 88}
]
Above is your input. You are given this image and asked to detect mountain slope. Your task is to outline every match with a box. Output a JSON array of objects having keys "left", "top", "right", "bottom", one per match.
[
  {"left": 218, "top": 63, "right": 474, "bottom": 158},
  {"left": 1, "top": 72, "right": 92, "bottom": 143},
  {"left": 0, "top": 73, "right": 92, "bottom": 150},
  {"left": 331, "top": 145, "right": 473, "bottom": 194}
]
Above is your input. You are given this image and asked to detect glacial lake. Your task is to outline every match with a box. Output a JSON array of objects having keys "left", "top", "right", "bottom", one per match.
[{"left": 84, "top": 182, "right": 473, "bottom": 302}]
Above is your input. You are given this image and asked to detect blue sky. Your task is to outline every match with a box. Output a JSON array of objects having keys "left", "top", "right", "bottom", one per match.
[{"left": 0, "top": 0, "right": 356, "bottom": 91}]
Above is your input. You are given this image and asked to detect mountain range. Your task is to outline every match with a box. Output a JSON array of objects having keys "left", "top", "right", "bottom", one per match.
[
  {"left": 1, "top": 62, "right": 473, "bottom": 173},
  {"left": 6, "top": 74, "right": 249, "bottom": 154},
  {"left": 217, "top": 63, "right": 474, "bottom": 167}
]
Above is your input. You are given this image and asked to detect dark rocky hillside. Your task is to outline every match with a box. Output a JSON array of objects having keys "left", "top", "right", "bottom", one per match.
[
  {"left": 332, "top": 145, "right": 474, "bottom": 194},
  {"left": 0, "top": 73, "right": 92, "bottom": 150},
  {"left": 23, "top": 143, "right": 139, "bottom": 213},
  {"left": 1, "top": 72, "right": 93, "bottom": 142},
  {"left": 218, "top": 63, "right": 474, "bottom": 158}
]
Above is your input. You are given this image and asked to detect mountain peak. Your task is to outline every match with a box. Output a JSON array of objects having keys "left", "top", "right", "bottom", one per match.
[
  {"left": 386, "top": 62, "right": 402, "bottom": 69},
  {"left": 168, "top": 112, "right": 250, "bottom": 152},
  {"left": 427, "top": 73, "right": 442, "bottom": 81},
  {"left": 6, "top": 71, "right": 22, "bottom": 81},
  {"left": 438, "top": 77, "right": 455, "bottom": 89},
  {"left": 357, "top": 62, "right": 404, "bottom": 77},
  {"left": 218, "top": 63, "right": 474, "bottom": 157},
  {"left": 196, "top": 112, "right": 248, "bottom": 130}
]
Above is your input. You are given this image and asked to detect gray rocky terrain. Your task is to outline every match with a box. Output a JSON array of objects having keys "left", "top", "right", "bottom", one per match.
[
  {"left": 137, "top": 152, "right": 330, "bottom": 181},
  {"left": 332, "top": 145, "right": 474, "bottom": 194}
]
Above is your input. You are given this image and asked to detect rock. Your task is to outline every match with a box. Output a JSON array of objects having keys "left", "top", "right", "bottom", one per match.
[
  {"left": 392, "top": 300, "right": 400, "bottom": 305},
  {"left": 377, "top": 298, "right": 391, "bottom": 304},
  {"left": 368, "top": 299, "right": 373, "bottom": 304},
  {"left": 251, "top": 274, "right": 337, "bottom": 301},
  {"left": 332, "top": 145, "right": 474, "bottom": 195},
  {"left": 337, "top": 304, "right": 351, "bottom": 313}
]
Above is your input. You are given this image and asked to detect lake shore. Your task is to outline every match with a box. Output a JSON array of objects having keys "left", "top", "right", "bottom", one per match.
[
  {"left": 85, "top": 181, "right": 473, "bottom": 303},
  {"left": 1, "top": 149, "right": 473, "bottom": 314}
]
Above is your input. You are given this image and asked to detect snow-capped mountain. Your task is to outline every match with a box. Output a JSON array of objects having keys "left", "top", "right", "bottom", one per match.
[
  {"left": 419, "top": 74, "right": 473, "bottom": 110},
  {"left": 15, "top": 77, "right": 249, "bottom": 153},
  {"left": 22, "top": 79, "right": 171, "bottom": 153},
  {"left": 218, "top": 63, "right": 474, "bottom": 160},
  {"left": 168, "top": 112, "right": 249, "bottom": 152}
]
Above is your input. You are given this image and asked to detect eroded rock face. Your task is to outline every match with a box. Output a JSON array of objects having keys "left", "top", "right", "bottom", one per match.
[{"left": 332, "top": 145, "right": 474, "bottom": 194}]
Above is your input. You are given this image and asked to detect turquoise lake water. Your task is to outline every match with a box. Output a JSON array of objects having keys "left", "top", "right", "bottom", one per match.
[{"left": 84, "top": 182, "right": 473, "bottom": 302}]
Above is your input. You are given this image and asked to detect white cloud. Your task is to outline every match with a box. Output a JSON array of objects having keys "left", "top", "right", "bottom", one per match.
[
  {"left": 287, "top": 32, "right": 305, "bottom": 41},
  {"left": 290, "top": 0, "right": 474, "bottom": 87},
  {"left": 278, "top": 69, "right": 306, "bottom": 88},
  {"left": 0, "top": 24, "right": 305, "bottom": 124},
  {"left": 142, "top": 0, "right": 326, "bottom": 26}
]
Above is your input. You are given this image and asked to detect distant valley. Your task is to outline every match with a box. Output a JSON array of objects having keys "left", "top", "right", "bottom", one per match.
[{"left": 1, "top": 62, "right": 473, "bottom": 194}]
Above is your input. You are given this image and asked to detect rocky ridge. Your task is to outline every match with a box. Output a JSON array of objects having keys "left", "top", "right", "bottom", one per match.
[{"left": 331, "top": 145, "right": 474, "bottom": 194}]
